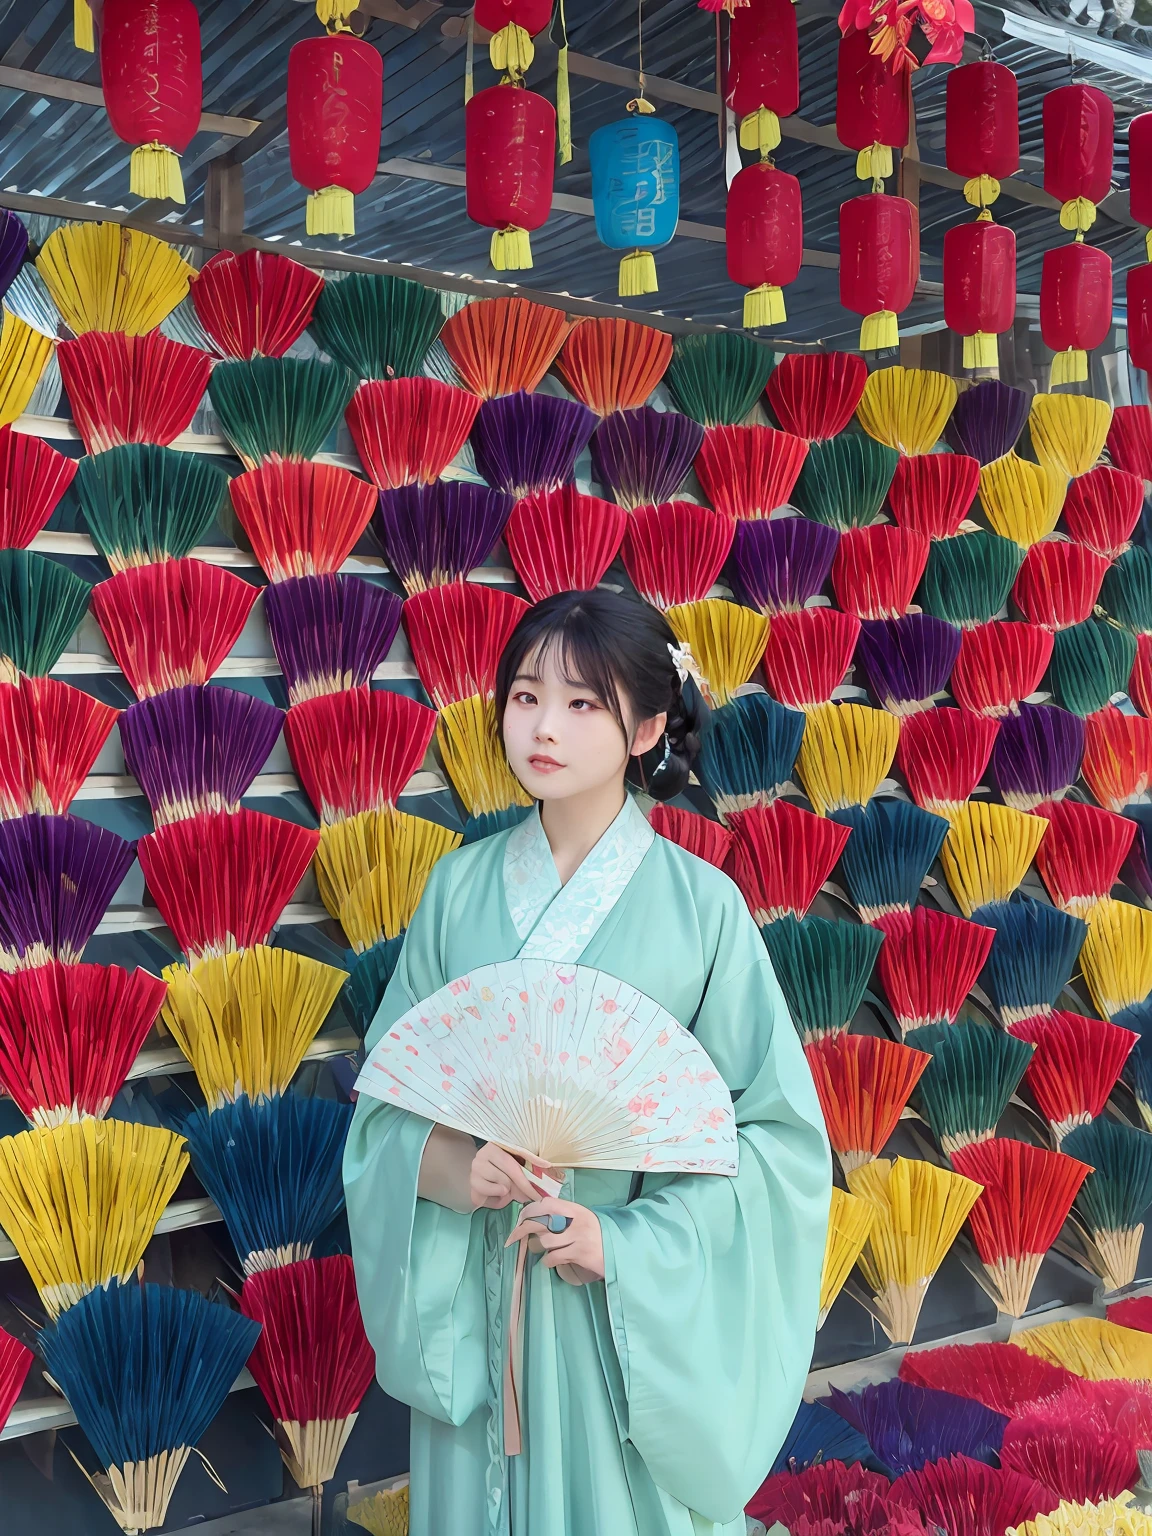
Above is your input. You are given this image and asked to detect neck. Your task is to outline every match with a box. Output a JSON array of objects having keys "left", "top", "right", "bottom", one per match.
[{"left": 539, "top": 781, "right": 628, "bottom": 885}]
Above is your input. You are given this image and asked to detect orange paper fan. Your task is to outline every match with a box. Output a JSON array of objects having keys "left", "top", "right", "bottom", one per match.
[
  {"left": 804, "top": 1033, "right": 930, "bottom": 1173},
  {"left": 1082, "top": 705, "right": 1152, "bottom": 811},
  {"left": 228, "top": 460, "right": 377, "bottom": 582},
  {"left": 440, "top": 297, "right": 573, "bottom": 399},
  {"left": 555, "top": 318, "right": 672, "bottom": 414}
]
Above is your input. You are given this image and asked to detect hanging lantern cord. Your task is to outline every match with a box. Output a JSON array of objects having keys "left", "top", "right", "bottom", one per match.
[{"left": 627, "top": 0, "right": 656, "bottom": 115}]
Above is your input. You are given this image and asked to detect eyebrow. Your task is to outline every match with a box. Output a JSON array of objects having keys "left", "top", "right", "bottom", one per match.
[{"left": 511, "top": 671, "right": 543, "bottom": 685}]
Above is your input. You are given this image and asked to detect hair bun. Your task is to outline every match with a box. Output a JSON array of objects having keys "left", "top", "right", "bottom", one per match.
[{"left": 645, "top": 672, "right": 709, "bottom": 803}]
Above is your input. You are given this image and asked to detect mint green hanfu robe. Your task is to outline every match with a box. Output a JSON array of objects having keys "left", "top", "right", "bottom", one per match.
[{"left": 343, "top": 796, "right": 832, "bottom": 1536}]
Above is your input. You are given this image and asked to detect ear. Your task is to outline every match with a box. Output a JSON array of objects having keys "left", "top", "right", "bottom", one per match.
[{"left": 630, "top": 711, "right": 667, "bottom": 759}]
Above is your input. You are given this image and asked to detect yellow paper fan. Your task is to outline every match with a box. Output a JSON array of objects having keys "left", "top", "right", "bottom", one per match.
[
  {"left": 1029, "top": 393, "right": 1113, "bottom": 480},
  {"left": 819, "top": 1185, "right": 874, "bottom": 1326},
  {"left": 1079, "top": 896, "right": 1152, "bottom": 1022},
  {"left": 159, "top": 946, "right": 347, "bottom": 1108},
  {"left": 338, "top": 812, "right": 463, "bottom": 954},
  {"left": 36, "top": 221, "right": 194, "bottom": 336},
  {"left": 665, "top": 600, "right": 767, "bottom": 708},
  {"left": 315, "top": 807, "right": 461, "bottom": 938},
  {"left": 856, "top": 366, "right": 959, "bottom": 456},
  {"left": 348, "top": 1484, "right": 410, "bottom": 1536},
  {"left": 978, "top": 453, "right": 1067, "bottom": 549},
  {"left": 939, "top": 802, "right": 1048, "bottom": 918},
  {"left": 846, "top": 1156, "right": 982, "bottom": 1344},
  {"left": 1014, "top": 1315, "right": 1152, "bottom": 1381},
  {"left": 1008, "top": 1493, "right": 1152, "bottom": 1536},
  {"left": 436, "top": 694, "right": 534, "bottom": 818},
  {"left": 795, "top": 701, "right": 900, "bottom": 816},
  {"left": 0, "top": 1119, "right": 187, "bottom": 1318},
  {"left": 0, "top": 312, "right": 53, "bottom": 426}
]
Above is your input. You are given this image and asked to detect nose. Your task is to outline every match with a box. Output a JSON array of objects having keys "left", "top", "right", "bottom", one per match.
[{"left": 533, "top": 704, "right": 561, "bottom": 743}]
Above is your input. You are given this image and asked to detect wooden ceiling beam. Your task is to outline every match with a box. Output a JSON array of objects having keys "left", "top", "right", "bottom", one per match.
[{"left": 0, "top": 63, "right": 259, "bottom": 137}]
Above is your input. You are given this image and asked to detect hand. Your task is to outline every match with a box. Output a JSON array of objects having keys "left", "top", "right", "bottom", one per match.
[
  {"left": 469, "top": 1143, "right": 544, "bottom": 1211},
  {"left": 505, "top": 1198, "right": 605, "bottom": 1283}
]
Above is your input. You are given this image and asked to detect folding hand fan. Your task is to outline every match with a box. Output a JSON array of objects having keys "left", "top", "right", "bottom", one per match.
[
  {"left": 951, "top": 621, "right": 1054, "bottom": 718},
  {"left": 857, "top": 366, "right": 958, "bottom": 457},
  {"left": 345, "top": 377, "right": 480, "bottom": 490},
  {"left": 991, "top": 703, "right": 1085, "bottom": 812},
  {"left": 918, "top": 530, "right": 1021, "bottom": 630},
  {"left": 888, "top": 1453, "right": 1058, "bottom": 1536},
  {"left": 285, "top": 687, "right": 437, "bottom": 824},
  {"left": 694, "top": 423, "right": 809, "bottom": 520},
  {"left": 503, "top": 486, "right": 627, "bottom": 602},
  {"left": 647, "top": 803, "right": 733, "bottom": 869},
  {"left": 57, "top": 330, "right": 212, "bottom": 454},
  {"left": 621, "top": 501, "right": 735, "bottom": 611},
  {"left": 945, "top": 380, "right": 1030, "bottom": 465},
  {"left": 939, "top": 802, "right": 1048, "bottom": 919},
  {"left": 264, "top": 574, "right": 402, "bottom": 706},
  {"left": 1064, "top": 1117, "right": 1152, "bottom": 1293},
  {"left": 0, "top": 1326, "right": 32, "bottom": 1434},
  {"left": 876, "top": 906, "right": 994, "bottom": 1037},
  {"left": 375, "top": 481, "right": 513, "bottom": 594},
  {"left": 761, "top": 913, "right": 883, "bottom": 1045},
  {"left": 439, "top": 295, "right": 572, "bottom": 398},
  {"left": 765, "top": 351, "right": 867, "bottom": 441},
  {"left": 73, "top": 442, "right": 230, "bottom": 573},
  {"left": 1029, "top": 393, "right": 1112, "bottom": 480},
  {"left": 976, "top": 897, "right": 1086, "bottom": 1028},
  {"left": 832, "top": 798, "right": 949, "bottom": 926},
  {"left": 342, "top": 936, "right": 404, "bottom": 1043},
  {"left": 663, "top": 330, "right": 774, "bottom": 428},
  {"left": 1013, "top": 540, "right": 1110, "bottom": 631},
  {"left": 1108, "top": 402, "right": 1152, "bottom": 479},
  {"left": 1001, "top": 1413, "right": 1136, "bottom": 1507},
  {"left": 748, "top": 1459, "right": 896, "bottom": 1533},
  {"left": 1033, "top": 799, "right": 1134, "bottom": 917},
  {"left": 896, "top": 706, "right": 999, "bottom": 821},
  {"left": 35, "top": 221, "right": 193, "bottom": 336},
  {"left": 832, "top": 524, "right": 929, "bottom": 620},
  {"left": 762, "top": 607, "right": 861, "bottom": 709},
  {"left": 820, "top": 1184, "right": 876, "bottom": 1324},
  {"left": 1079, "top": 897, "right": 1152, "bottom": 1025},
  {"left": 1016, "top": 1315, "right": 1152, "bottom": 1381},
  {"left": 314, "top": 807, "right": 461, "bottom": 951},
  {"left": 664, "top": 599, "right": 767, "bottom": 707},
  {"left": 0, "top": 422, "right": 77, "bottom": 547},
  {"left": 208, "top": 356, "right": 357, "bottom": 470},
  {"left": 229, "top": 460, "right": 377, "bottom": 583},
  {"left": 0, "top": 311, "right": 52, "bottom": 428},
  {"left": 189, "top": 248, "right": 323, "bottom": 359},
  {"left": 696, "top": 690, "right": 806, "bottom": 821},
  {"left": 794, "top": 701, "right": 901, "bottom": 814},
  {"left": 1048, "top": 619, "right": 1136, "bottom": 719},
  {"left": 729, "top": 515, "right": 839, "bottom": 617},
  {"left": 436, "top": 695, "right": 534, "bottom": 842},
  {"left": 887, "top": 451, "right": 981, "bottom": 542},
  {"left": 0, "top": 549, "right": 93, "bottom": 684},
  {"left": 0, "top": 675, "right": 118, "bottom": 820},
  {"left": 0, "top": 812, "right": 135, "bottom": 969},
  {"left": 727, "top": 799, "right": 851, "bottom": 925},
  {"left": 309, "top": 271, "right": 445, "bottom": 380},
  {"left": 555, "top": 317, "right": 672, "bottom": 414},
  {"left": 1082, "top": 706, "right": 1152, "bottom": 813},
  {"left": 589, "top": 407, "right": 704, "bottom": 511},
  {"left": 900, "top": 1339, "right": 1076, "bottom": 1417},
  {"left": 1062, "top": 465, "right": 1143, "bottom": 562},
  {"left": 979, "top": 454, "right": 1066, "bottom": 549},
  {"left": 347, "top": 1486, "right": 409, "bottom": 1536},
  {"left": 853, "top": 614, "right": 961, "bottom": 716},
  {"left": 470, "top": 391, "right": 596, "bottom": 498},
  {"left": 791, "top": 434, "right": 899, "bottom": 531},
  {"left": 823, "top": 1378, "right": 1007, "bottom": 1476},
  {"left": 1100, "top": 546, "right": 1152, "bottom": 637},
  {"left": 804, "top": 1033, "right": 929, "bottom": 1173},
  {"left": 770, "top": 1397, "right": 877, "bottom": 1475},
  {"left": 912, "top": 1023, "right": 1035, "bottom": 1155}
]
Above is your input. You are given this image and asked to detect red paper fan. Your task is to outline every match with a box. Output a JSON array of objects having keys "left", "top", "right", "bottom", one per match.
[
  {"left": 1039, "top": 1378, "right": 1152, "bottom": 1451},
  {"left": 1008, "top": 1010, "right": 1137, "bottom": 1138},
  {"left": 228, "top": 460, "right": 377, "bottom": 582},
  {"left": 284, "top": 687, "right": 438, "bottom": 824},
  {"left": 899, "top": 1340, "right": 1078, "bottom": 1417},
  {"left": 876, "top": 905, "right": 995, "bottom": 1036},
  {"left": 440, "top": 296, "right": 573, "bottom": 398},
  {"left": 804, "top": 1033, "right": 929, "bottom": 1172},
  {"left": 189, "top": 249, "right": 323, "bottom": 360},
  {"left": 403, "top": 582, "right": 529, "bottom": 707},
  {"left": 0, "top": 1327, "right": 32, "bottom": 1433},
  {"left": 0, "top": 424, "right": 78, "bottom": 547},
  {"left": 763, "top": 607, "right": 860, "bottom": 708},
  {"left": 504, "top": 487, "right": 628, "bottom": 602},
  {"left": 1062, "top": 465, "right": 1144, "bottom": 561},
  {"left": 620, "top": 501, "right": 735, "bottom": 610},
  {"left": 555, "top": 317, "right": 672, "bottom": 415},
  {"left": 1082, "top": 704, "right": 1152, "bottom": 811},
  {"left": 896, "top": 706, "right": 999, "bottom": 818},
  {"left": 1012, "top": 540, "right": 1110, "bottom": 631},
  {"left": 832, "top": 525, "right": 930, "bottom": 621},
  {"left": 1107, "top": 403, "right": 1152, "bottom": 480},
  {"left": 1033, "top": 798, "right": 1135, "bottom": 915},
  {"left": 727, "top": 799, "right": 851, "bottom": 924},
  {"left": 0, "top": 676, "right": 118, "bottom": 819},
  {"left": 344, "top": 377, "right": 480, "bottom": 490},
  {"left": 749, "top": 1460, "right": 897, "bottom": 1532},
  {"left": 648, "top": 804, "right": 733, "bottom": 869},
  {"left": 1000, "top": 1413, "right": 1137, "bottom": 1505},
  {"left": 57, "top": 331, "right": 212, "bottom": 454},
  {"left": 91, "top": 560, "right": 260, "bottom": 700},
  {"left": 695, "top": 424, "right": 809, "bottom": 520},
  {"left": 764, "top": 352, "right": 868, "bottom": 441},
  {"left": 952, "top": 1137, "right": 1092, "bottom": 1317},
  {"left": 951, "top": 622, "right": 1054, "bottom": 717},
  {"left": 1109, "top": 1296, "right": 1152, "bottom": 1333},
  {"left": 1132, "top": 633, "right": 1152, "bottom": 717},
  {"left": 888, "top": 452, "right": 981, "bottom": 541},
  {"left": 138, "top": 807, "right": 320, "bottom": 961},
  {"left": 888, "top": 1454, "right": 1058, "bottom": 1536}
]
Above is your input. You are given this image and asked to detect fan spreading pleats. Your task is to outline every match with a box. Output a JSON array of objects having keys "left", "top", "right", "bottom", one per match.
[
  {"left": 440, "top": 296, "right": 573, "bottom": 398},
  {"left": 36, "top": 222, "right": 194, "bottom": 336},
  {"left": 190, "top": 248, "right": 323, "bottom": 359},
  {"left": 856, "top": 366, "right": 959, "bottom": 456}
]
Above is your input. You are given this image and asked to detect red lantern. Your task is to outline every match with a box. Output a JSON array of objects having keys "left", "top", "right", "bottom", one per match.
[
  {"left": 100, "top": 0, "right": 202, "bottom": 204},
  {"left": 1043, "top": 84, "right": 1114, "bottom": 235},
  {"left": 836, "top": 29, "right": 909, "bottom": 182},
  {"left": 726, "top": 163, "right": 802, "bottom": 329},
  {"left": 287, "top": 35, "right": 383, "bottom": 237},
  {"left": 1128, "top": 263, "right": 1152, "bottom": 375},
  {"left": 727, "top": 0, "right": 799, "bottom": 155},
  {"left": 466, "top": 84, "right": 555, "bottom": 272},
  {"left": 840, "top": 193, "right": 919, "bottom": 351},
  {"left": 1131, "top": 113, "right": 1152, "bottom": 251},
  {"left": 1041, "top": 241, "right": 1112, "bottom": 385},
  {"left": 945, "top": 61, "right": 1019, "bottom": 214},
  {"left": 475, "top": 0, "right": 553, "bottom": 80},
  {"left": 943, "top": 221, "right": 1016, "bottom": 369}
]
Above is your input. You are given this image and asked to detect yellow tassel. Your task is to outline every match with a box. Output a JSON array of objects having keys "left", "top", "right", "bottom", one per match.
[
  {"left": 940, "top": 801, "right": 1048, "bottom": 917},
  {"left": 1050, "top": 347, "right": 1088, "bottom": 387},
  {"left": 1015, "top": 1314, "right": 1152, "bottom": 1381},
  {"left": 739, "top": 107, "right": 781, "bottom": 155},
  {"left": 490, "top": 226, "right": 533, "bottom": 271},
  {"left": 619, "top": 249, "right": 658, "bottom": 297},
  {"left": 0, "top": 312, "right": 53, "bottom": 429},
  {"left": 819, "top": 1187, "right": 874, "bottom": 1327},
  {"left": 1147, "top": 230, "right": 1152, "bottom": 262},
  {"left": 1060, "top": 196, "right": 1097, "bottom": 234},
  {"left": 1030, "top": 392, "right": 1112, "bottom": 478},
  {"left": 856, "top": 143, "right": 893, "bottom": 181},
  {"left": 74, "top": 0, "right": 94, "bottom": 50},
  {"left": 129, "top": 143, "right": 185, "bottom": 204},
  {"left": 962, "top": 331, "right": 999, "bottom": 369},
  {"left": 796, "top": 701, "right": 900, "bottom": 816},
  {"left": 436, "top": 696, "right": 533, "bottom": 820},
  {"left": 978, "top": 452, "right": 1066, "bottom": 548},
  {"left": 859, "top": 310, "right": 899, "bottom": 351},
  {"left": 316, "top": 0, "right": 360, "bottom": 25},
  {"left": 743, "top": 284, "right": 786, "bottom": 329},
  {"left": 963, "top": 173, "right": 1001, "bottom": 210},
  {"left": 857, "top": 364, "right": 959, "bottom": 456},
  {"left": 306, "top": 185, "right": 355, "bottom": 237},
  {"left": 491, "top": 22, "right": 534, "bottom": 80},
  {"left": 36, "top": 220, "right": 194, "bottom": 335},
  {"left": 557, "top": 45, "right": 572, "bottom": 164},
  {"left": 665, "top": 600, "right": 768, "bottom": 707},
  {"left": 465, "top": 10, "right": 475, "bottom": 103}
]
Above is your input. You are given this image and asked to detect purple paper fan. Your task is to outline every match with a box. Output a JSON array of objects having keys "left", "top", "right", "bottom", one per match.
[
  {"left": 945, "top": 381, "right": 1030, "bottom": 466},
  {"left": 590, "top": 406, "right": 705, "bottom": 511},
  {"left": 0, "top": 211, "right": 28, "bottom": 305},
  {"left": 991, "top": 701, "right": 1085, "bottom": 812},
  {"left": 120, "top": 684, "right": 284, "bottom": 826},
  {"left": 263, "top": 574, "right": 403, "bottom": 706},
  {"left": 373, "top": 480, "right": 513, "bottom": 594},
  {"left": 0, "top": 812, "right": 135, "bottom": 966},
  {"left": 470, "top": 391, "right": 597, "bottom": 498},
  {"left": 823, "top": 1379, "right": 1007, "bottom": 1476},
  {"left": 855, "top": 614, "right": 962, "bottom": 714},
  {"left": 730, "top": 516, "right": 839, "bottom": 615}
]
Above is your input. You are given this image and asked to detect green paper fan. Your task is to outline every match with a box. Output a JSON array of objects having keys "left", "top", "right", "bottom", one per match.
[
  {"left": 791, "top": 435, "right": 899, "bottom": 530},
  {"left": 1048, "top": 619, "right": 1137, "bottom": 718},
  {"left": 73, "top": 444, "right": 230, "bottom": 573},
  {"left": 1063, "top": 1117, "right": 1152, "bottom": 1242},
  {"left": 663, "top": 332, "right": 774, "bottom": 427},
  {"left": 342, "top": 934, "right": 404, "bottom": 1041},
  {"left": 208, "top": 357, "right": 357, "bottom": 470},
  {"left": 1099, "top": 545, "right": 1152, "bottom": 636},
  {"left": 0, "top": 549, "right": 91, "bottom": 678},
  {"left": 907, "top": 1020, "right": 1034, "bottom": 1156},
  {"left": 760, "top": 914, "right": 884, "bottom": 1045},
  {"left": 918, "top": 530, "right": 1021, "bottom": 629},
  {"left": 309, "top": 274, "right": 445, "bottom": 381}
]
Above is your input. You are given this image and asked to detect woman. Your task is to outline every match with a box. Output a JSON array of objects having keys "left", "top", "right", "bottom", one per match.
[{"left": 344, "top": 589, "right": 832, "bottom": 1536}]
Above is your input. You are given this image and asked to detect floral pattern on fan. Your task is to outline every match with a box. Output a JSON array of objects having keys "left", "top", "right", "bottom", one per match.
[{"left": 355, "top": 959, "right": 739, "bottom": 1177}]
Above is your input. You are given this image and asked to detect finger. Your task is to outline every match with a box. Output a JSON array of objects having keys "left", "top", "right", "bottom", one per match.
[
  {"left": 514, "top": 1198, "right": 574, "bottom": 1222},
  {"left": 474, "top": 1173, "right": 512, "bottom": 1197}
]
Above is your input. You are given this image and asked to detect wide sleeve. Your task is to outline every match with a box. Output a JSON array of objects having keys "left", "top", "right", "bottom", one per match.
[
  {"left": 342, "top": 858, "right": 490, "bottom": 1428},
  {"left": 594, "top": 901, "right": 832, "bottom": 1527}
]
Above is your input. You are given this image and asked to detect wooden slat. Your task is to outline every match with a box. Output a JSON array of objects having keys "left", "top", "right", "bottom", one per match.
[{"left": 0, "top": 64, "right": 259, "bottom": 136}]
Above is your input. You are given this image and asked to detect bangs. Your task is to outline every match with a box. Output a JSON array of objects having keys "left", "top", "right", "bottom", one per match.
[{"left": 501, "top": 599, "right": 628, "bottom": 734}]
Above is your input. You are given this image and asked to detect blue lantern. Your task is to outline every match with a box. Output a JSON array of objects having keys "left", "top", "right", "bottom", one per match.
[{"left": 589, "top": 113, "right": 680, "bottom": 297}]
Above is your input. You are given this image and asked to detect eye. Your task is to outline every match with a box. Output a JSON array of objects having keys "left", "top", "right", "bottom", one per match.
[
  {"left": 512, "top": 690, "right": 537, "bottom": 706},
  {"left": 569, "top": 697, "right": 599, "bottom": 712}
]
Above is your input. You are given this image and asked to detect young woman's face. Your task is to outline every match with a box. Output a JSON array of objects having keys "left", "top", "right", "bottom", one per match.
[{"left": 502, "top": 644, "right": 665, "bottom": 803}]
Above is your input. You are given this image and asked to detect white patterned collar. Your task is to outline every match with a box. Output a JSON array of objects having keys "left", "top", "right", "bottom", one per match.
[{"left": 503, "top": 795, "right": 655, "bottom": 962}]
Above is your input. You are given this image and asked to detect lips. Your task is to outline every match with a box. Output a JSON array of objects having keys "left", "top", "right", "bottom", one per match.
[{"left": 528, "top": 755, "right": 564, "bottom": 772}]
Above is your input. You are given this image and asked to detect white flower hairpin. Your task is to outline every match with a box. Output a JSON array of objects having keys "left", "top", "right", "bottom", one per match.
[{"left": 667, "top": 641, "right": 706, "bottom": 692}]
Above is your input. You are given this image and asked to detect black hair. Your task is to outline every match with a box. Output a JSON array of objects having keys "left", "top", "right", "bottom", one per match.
[{"left": 494, "top": 589, "right": 708, "bottom": 803}]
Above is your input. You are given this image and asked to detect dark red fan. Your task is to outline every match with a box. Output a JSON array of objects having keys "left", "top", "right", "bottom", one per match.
[
  {"left": 57, "top": 331, "right": 212, "bottom": 453},
  {"left": 695, "top": 424, "right": 809, "bottom": 519},
  {"left": 0, "top": 676, "right": 118, "bottom": 819},
  {"left": 1033, "top": 797, "right": 1135, "bottom": 915},
  {"left": 189, "top": 248, "right": 323, "bottom": 359},
  {"left": 1062, "top": 465, "right": 1144, "bottom": 561},
  {"left": 888, "top": 452, "right": 981, "bottom": 541},
  {"left": 1012, "top": 540, "right": 1110, "bottom": 631},
  {"left": 764, "top": 352, "right": 867, "bottom": 441},
  {"left": 285, "top": 687, "right": 438, "bottom": 823},
  {"left": 951, "top": 622, "right": 1054, "bottom": 717},
  {"left": 727, "top": 799, "right": 851, "bottom": 925},
  {"left": 345, "top": 377, "right": 480, "bottom": 490},
  {"left": 876, "top": 905, "right": 995, "bottom": 1036},
  {"left": 403, "top": 583, "right": 530, "bottom": 707},
  {"left": 832, "top": 525, "right": 930, "bottom": 620},
  {"left": 620, "top": 502, "right": 735, "bottom": 610},
  {"left": 763, "top": 607, "right": 860, "bottom": 709},
  {"left": 648, "top": 804, "right": 733, "bottom": 870},
  {"left": 504, "top": 487, "right": 627, "bottom": 602},
  {"left": 1008, "top": 1010, "right": 1137, "bottom": 1139},
  {"left": 0, "top": 424, "right": 78, "bottom": 547},
  {"left": 896, "top": 706, "right": 999, "bottom": 818}
]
